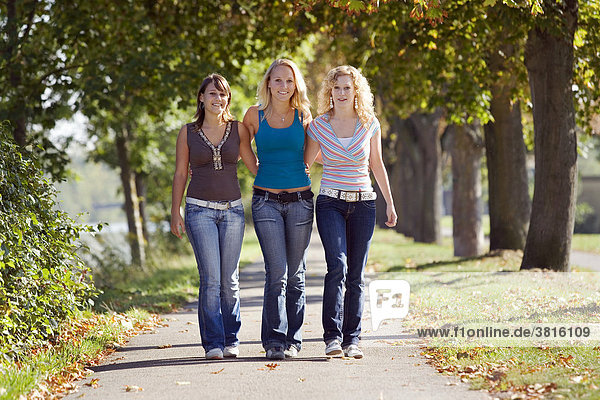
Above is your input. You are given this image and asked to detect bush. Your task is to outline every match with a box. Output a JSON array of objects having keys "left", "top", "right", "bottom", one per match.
[
  {"left": 574, "top": 202, "right": 598, "bottom": 233},
  {"left": 0, "top": 122, "right": 97, "bottom": 361}
]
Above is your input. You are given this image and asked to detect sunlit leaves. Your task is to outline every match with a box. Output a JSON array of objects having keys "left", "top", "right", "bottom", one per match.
[{"left": 0, "top": 123, "right": 97, "bottom": 360}]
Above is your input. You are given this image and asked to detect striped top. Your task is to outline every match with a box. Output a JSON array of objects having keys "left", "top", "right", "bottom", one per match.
[{"left": 307, "top": 115, "right": 380, "bottom": 191}]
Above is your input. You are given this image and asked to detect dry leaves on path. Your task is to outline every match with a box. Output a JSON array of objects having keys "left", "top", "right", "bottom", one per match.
[{"left": 124, "top": 385, "right": 143, "bottom": 392}]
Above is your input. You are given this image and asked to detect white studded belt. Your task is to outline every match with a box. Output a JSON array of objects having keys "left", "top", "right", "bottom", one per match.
[
  {"left": 186, "top": 197, "right": 243, "bottom": 210},
  {"left": 319, "top": 187, "right": 377, "bottom": 202}
]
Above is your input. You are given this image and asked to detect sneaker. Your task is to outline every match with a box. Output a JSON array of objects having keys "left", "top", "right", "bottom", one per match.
[
  {"left": 223, "top": 345, "right": 239, "bottom": 358},
  {"left": 343, "top": 344, "right": 363, "bottom": 359},
  {"left": 284, "top": 345, "right": 299, "bottom": 358},
  {"left": 205, "top": 348, "right": 224, "bottom": 360},
  {"left": 266, "top": 347, "right": 285, "bottom": 360},
  {"left": 325, "top": 339, "right": 343, "bottom": 357}
]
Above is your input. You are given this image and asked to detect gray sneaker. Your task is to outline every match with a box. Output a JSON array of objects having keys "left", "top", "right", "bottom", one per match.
[
  {"left": 284, "top": 345, "right": 299, "bottom": 358},
  {"left": 223, "top": 345, "right": 239, "bottom": 358},
  {"left": 325, "top": 339, "right": 343, "bottom": 357},
  {"left": 266, "top": 347, "right": 285, "bottom": 360},
  {"left": 343, "top": 344, "right": 363, "bottom": 359},
  {"left": 205, "top": 348, "right": 224, "bottom": 360}
]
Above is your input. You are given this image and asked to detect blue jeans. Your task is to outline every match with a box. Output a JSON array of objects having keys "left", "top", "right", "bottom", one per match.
[
  {"left": 316, "top": 195, "right": 376, "bottom": 347},
  {"left": 252, "top": 193, "right": 314, "bottom": 351},
  {"left": 185, "top": 203, "right": 245, "bottom": 352}
]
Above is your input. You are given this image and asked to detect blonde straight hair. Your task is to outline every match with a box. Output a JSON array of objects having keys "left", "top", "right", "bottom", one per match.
[
  {"left": 317, "top": 65, "right": 375, "bottom": 127},
  {"left": 257, "top": 59, "right": 311, "bottom": 121}
]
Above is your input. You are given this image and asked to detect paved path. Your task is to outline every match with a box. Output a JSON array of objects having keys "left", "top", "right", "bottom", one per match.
[
  {"left": 66, "top": 230, "right": 490, "bottom": 400},
  {"left": 570, "top": 250, "right": 600, "bottom": 271}
]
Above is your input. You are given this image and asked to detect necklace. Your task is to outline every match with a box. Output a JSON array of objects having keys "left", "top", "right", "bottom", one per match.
[{"left": 272, "top": 108, "right": 292, "bottom": 122}]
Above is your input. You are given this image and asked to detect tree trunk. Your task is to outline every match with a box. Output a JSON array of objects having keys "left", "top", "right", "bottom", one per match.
[
  {"left": 408, "top": 112, "right": 443, "bottom": 244},
  {"left": 450, "top": 124, "right": 484, "bottom": 257},
  {"left": 116, "top": 130, "right": 146, "bottom": 269},
  {"left": 384, "top": 112, "right": 443, "bottom": 243},
  {"left": 485, "top": 43, "right": 531, "bottom": 250},
  {"left": 135, "top": 172, "right": 149, "bottom": 242},
  {"left": 521, "top": 0, "right": 578, "bottom": 271}
]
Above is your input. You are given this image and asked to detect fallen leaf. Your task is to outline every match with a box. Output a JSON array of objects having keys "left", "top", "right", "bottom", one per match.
[
  {"left": 265, "top": 363, "right": 279, "bottom": 371},
  {"left": 157, "top": 344, "right": 172, "bottom": 349},
  {"left": 298, "top": 378, "right": 305, "bottom": 382},
  {"left": 176, "top": 381, "right": 191, "bottom": 385},
  {"left": 124, "top": 385, "right": 143, "bottom": 392},
  {"left": 210, "top": 368, "right": 225, "bottom": 375},
  {"left": 570, "top": 375, "right": 584, "bottom": 383},
  {"left": 84, "top": 378, "right": 100, "bottom": 388}
]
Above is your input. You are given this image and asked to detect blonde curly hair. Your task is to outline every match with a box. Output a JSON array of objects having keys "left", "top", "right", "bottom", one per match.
[
  {"left": 317, "top": 65, "right": 375, "bottom": 127},
  {"left": 257, "top": 59, "right": 311, "bottom": 121}
]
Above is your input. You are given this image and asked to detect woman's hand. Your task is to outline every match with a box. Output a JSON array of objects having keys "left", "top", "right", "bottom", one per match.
[
  {"left": 385, "top": 204, "right": 398, "bottom": 228},
  {"left": 171, "top": 211, "right": 186, "bottom": 239}
]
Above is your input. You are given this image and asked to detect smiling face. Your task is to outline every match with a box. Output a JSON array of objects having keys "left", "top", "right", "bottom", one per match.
[
  {"left": 199, "top": 82, "right": 229, "bottom": 116},
  {"left": 268, "top": 65, "right": 296, "bottom": 103},
  {"left": 331, "top": 74, "right": 356, "bottom": 110}
]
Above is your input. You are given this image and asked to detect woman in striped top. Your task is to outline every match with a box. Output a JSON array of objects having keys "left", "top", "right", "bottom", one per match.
[{"left": 305, "top": 65, "right": 397, "bottom": 359}]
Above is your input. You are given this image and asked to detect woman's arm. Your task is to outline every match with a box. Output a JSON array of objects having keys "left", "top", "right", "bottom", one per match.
[
  {"left": 369, "top": 125, "right": 397, "bottom": 227},
  {"left": 304, "top": 135, "right": 321, "bottom": 168},
  {"left": 238, "top": 121, "right": 258, "bottom": 175},
  {"left": 171, "top": 125, "right": 190, "bottom": 239}
]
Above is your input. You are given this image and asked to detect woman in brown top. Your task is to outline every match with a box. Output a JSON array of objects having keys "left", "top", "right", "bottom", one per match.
[{"left": 171, "top": 74, "right": 257, "bottom": 360}]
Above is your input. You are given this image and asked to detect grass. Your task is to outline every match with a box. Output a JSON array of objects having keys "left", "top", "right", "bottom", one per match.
[
  {"left": 367, "top": 227, "right": 600, "bottom": 398},
  {"left": 0, "top": 309, "right": 154, "bottom": 400},
  {"left": 572, "top": 234, "right": 600, "bottom": 254},
  {"left": 0, "top": 229, "right": 263, "bottom": 400},
  {"left": 436, "top": 217, "right": 600, "bottom": 255},
  {"left": 368, "top": 228, "right": 522, "bottom": 272},
  {"left": 95, "top": 228, "right": 262, "bottom": 314}
]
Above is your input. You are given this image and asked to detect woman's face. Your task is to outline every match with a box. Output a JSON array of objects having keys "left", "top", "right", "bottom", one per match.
[
  {"left": 331, "top": 74, "right": 356, "bottom": 110},
  {"left": 200, "top": 82, "right": 229, "bottom": 116},
  {"left": 268, "top": 65, "right": 296, "bottom": 103}
]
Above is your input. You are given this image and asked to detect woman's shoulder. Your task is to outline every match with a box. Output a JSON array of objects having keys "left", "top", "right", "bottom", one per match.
[
  {"left": 311, "top": 113, "right": 330, "bottom": 125},
  {"left": 245, "top": 105, "right": 260, "bottom": 116}
]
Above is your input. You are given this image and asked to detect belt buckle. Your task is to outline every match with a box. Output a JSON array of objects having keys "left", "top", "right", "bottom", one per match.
[
  {"left": 277, "top": 191, "right": 289, "bottom": 203},
  {"left": 345, "top": 192, "right": 359, "bottom": 202}
]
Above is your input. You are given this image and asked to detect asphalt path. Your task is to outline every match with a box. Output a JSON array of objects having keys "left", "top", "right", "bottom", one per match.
[{"left": 66, "top": 229, "right": 491, "bottom": 400}]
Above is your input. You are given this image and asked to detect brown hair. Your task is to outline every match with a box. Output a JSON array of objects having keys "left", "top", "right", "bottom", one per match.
[{"left": 193, "top": 73, "right": 234, "bottom": 127}]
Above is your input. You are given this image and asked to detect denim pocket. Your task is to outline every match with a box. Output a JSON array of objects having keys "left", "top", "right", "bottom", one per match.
[
  {"left": 363, "top": 200, "right": 377, "bottom": 209},
  {"left": 251, "top": 195, "right": 266, "bottom": 212},
  {"left": 300, "top": 198, "right": 314, "bottom": 211},
  {"left": 316, "top": 194, "right": 335, "bottom": 204}
]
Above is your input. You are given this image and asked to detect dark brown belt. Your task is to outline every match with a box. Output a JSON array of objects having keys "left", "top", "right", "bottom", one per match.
[{"left": 253, "top": 188, "right": 314, "bottom": 203}]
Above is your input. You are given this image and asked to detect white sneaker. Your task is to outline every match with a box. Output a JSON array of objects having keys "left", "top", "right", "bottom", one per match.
[
  {"left": 223, "top": 345, "right": 239, "bottom": 358},
  {"left": 325, "top": 339, "right": 343, "bottom": 357},
  {"left": 343, "top": 344, "right": 363, "bottom": 359},
  {"left": 284, "top": 345, "right": 299, "bottom": 358},
  {"left": 205, "top": 348, "right": 223, "bottom": 360}
]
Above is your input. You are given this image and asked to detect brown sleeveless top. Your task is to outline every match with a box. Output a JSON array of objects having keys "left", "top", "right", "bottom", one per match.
[{"left": 186, "top": 121, "right": 241, "bottom": 201}]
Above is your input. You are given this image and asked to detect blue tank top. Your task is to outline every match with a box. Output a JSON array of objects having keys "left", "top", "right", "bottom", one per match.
[{"left": 253, "top": 109, "right": 311, "bottom": 189}]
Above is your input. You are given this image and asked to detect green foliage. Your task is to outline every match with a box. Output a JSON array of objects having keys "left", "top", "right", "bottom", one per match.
[
  {"left": 0, "top": 122, "right": 97, "bottom": 360},
  {"left": 574, "top": 202, "right": 597, "bottom": 234}
]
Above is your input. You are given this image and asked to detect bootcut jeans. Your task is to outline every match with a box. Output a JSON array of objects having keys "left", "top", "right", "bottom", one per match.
[
  {"left": 251, "top": 193, "right": 313, "bottom": 351},
  {"left": 185, "top": 202, "right": 244, "bottom": 352}
]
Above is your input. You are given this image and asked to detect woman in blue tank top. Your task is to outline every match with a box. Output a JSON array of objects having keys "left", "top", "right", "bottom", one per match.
[{"left": 242, "top": 59, "right": 313, "bottom": 360}]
